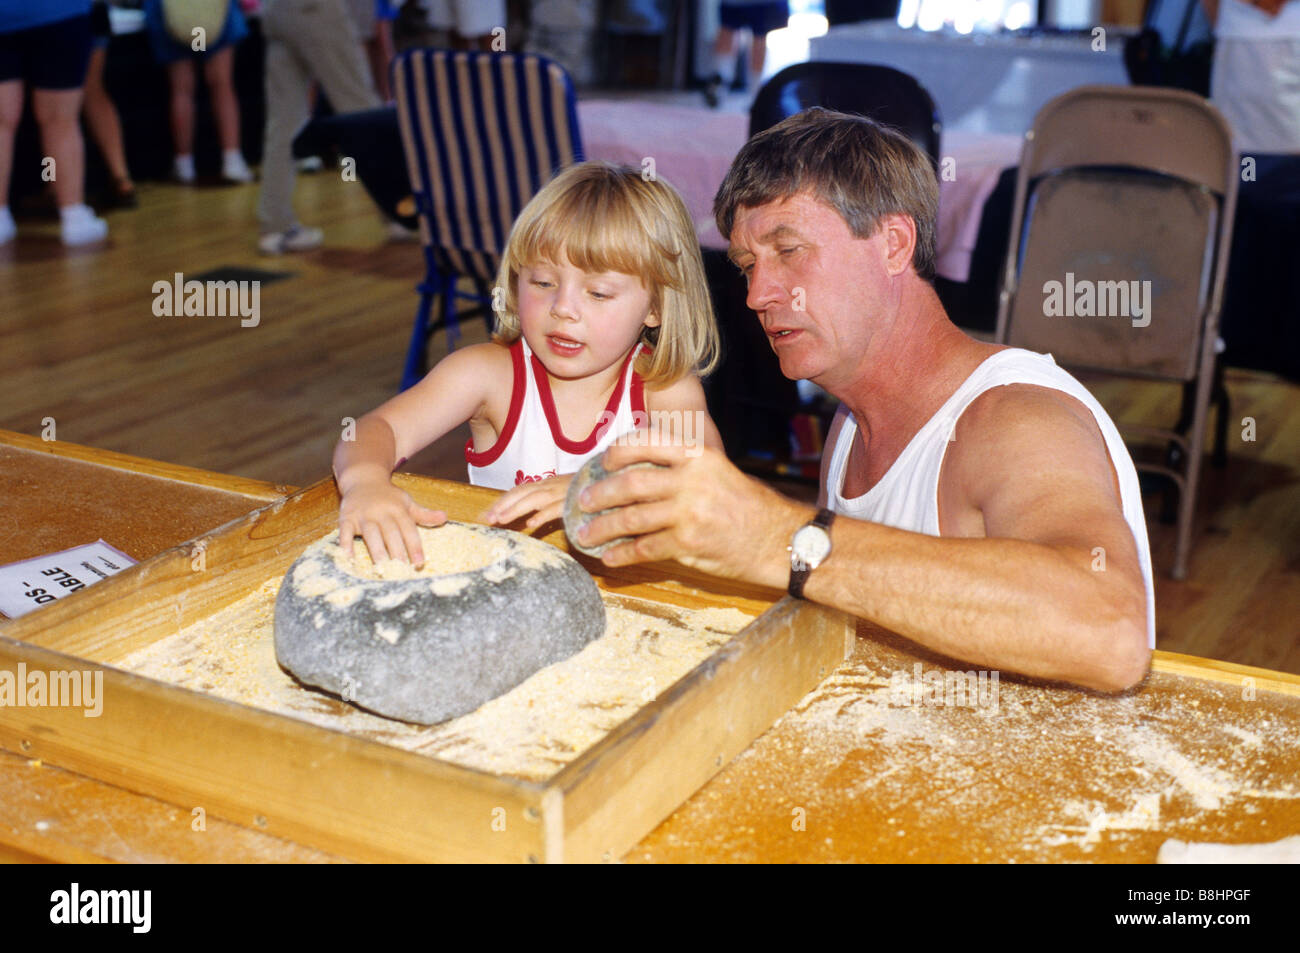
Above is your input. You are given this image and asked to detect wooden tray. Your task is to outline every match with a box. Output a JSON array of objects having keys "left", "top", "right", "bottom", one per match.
[{"left": 0, "top": 475, "right": 853, "bottom": 862}]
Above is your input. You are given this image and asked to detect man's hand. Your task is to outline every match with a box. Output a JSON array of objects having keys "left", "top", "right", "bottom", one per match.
[
  {"left": 338, "top": 479, "right": 446, "bottom": 566},
  {"left": 483, "top": 474, "right": 572, "bottom": 531},
  {"left": 573, "top": 443, "right": 806, "bottom": 585}
]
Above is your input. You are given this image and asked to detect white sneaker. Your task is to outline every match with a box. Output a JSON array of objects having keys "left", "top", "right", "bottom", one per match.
[
  {"left": 296, "top": 155, "right": 324, "bottom": 173},
  {"left": 222, "top": 150, "right": 254, "bottom": 184},
  {"left": 386, "top": 220, "right": 419, "bottom": 242},
  {"left": 173, "top": 154, "right": 196, "bottom": 184},
  {"left": 258, "top": 225, "right": 323, "bottom": 254},
  {"left": 60, "top": 204, "right": 108, "bottom": 246},
  {"left": 0, "top": 207, "right": 15, "bottom": 246}
]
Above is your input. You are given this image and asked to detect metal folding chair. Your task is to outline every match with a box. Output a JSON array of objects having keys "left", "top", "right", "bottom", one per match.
[
  {"left": 392, "top": 49, "right": 585, "bottom": 390},
  {"left": 995, "top": 85, "right": 1238, "bottom": 580}
]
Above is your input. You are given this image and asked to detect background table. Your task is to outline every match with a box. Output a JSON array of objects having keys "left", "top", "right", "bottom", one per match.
[
  {"left": 578, "top": 99, "right": 1023, "bottom": 284},
  {"left": 810, "top": 22, "right": 1133, "bottom": 135}
]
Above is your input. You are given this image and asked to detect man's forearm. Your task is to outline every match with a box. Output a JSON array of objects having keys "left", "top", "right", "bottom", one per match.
[
  {"left": 797, "top": 517, "right": 1150, "bottom": 693},
  {"left": 585, "top": 445, "right": 1149, "bottom": 693}
]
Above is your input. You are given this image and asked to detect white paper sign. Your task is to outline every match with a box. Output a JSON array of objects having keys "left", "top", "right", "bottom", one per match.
[{"left": 0, "top": 541, "right": 137, "bottom": 620}]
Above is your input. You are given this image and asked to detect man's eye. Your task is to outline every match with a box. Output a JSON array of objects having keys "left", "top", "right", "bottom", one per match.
[{"left": 778, "top": 246, "right": 798, "bottom": 256}]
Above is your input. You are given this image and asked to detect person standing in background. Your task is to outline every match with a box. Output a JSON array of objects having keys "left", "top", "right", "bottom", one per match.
[
  {"left": 703, "top": 0, "right": 789, "bottom": 108},
  {"left": 84, "top": 0, "right": 137, "bottom": 209},
  {"left": 256, "top": 0, "right": 379, "bottom": 253},
  {"left": 0, "top": 0, "right": 109, "bottom": 246},
  {"left": 363, "top": 0, "right": 398, "bottom": 102},
  {"left": 1204, "top": 0, "right": 1300, "bottom": 152},
  {"left": 423, "top": 0, "right": 507, "bottom": 50},
  {"left": 143, "top": 0, "right": 255, "bottom": 184}
]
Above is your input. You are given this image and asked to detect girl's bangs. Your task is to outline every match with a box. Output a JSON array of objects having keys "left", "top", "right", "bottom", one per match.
[{"left": 516, "top": 180, "right": 674, "bottom": 288}]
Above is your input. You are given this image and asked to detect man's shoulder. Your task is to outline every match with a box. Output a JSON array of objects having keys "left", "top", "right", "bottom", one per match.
[
  {"left": 947, "top": 377, "right": 1122, "bottom": 508},
  {"left": 947, "top": 346, "right": 1099, "bottom": 439},
  {"left": 956, "top": 379, "right": 1101, "bottom": 439}
]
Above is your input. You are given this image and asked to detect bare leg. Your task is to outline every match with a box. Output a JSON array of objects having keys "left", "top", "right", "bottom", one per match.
[
  {"left": 32, "top": 83, "right": 107, "bottom": 244},
  {"left": 705, "top": 25, "right": 739, "bottom": 105},
  {"left": 167, "top": 59, "right": 196, "bottom": 158},
  {"left": 82, "top": 46, "right": 133, "bottom": 190},
  {"left": 0, "top": 79, "right": 24, "bottom": 209},
  {"left": 32, "top": 86, "right": 88, "bottom": 208},
  {"left": 366, "top": 21, "right": 394, "bottom": 102},
  {"left": 749, "top": 33, "right": 769, "bottom": 88},
  {"left": 202, "top": 46, "right": 241, "bottom": 152},
  {"left": 712, "top": 25, "right": 739, "bottom": 65}
]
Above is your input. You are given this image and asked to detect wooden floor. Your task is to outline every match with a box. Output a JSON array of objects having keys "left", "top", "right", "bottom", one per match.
[{"left": 1, "top": 172, "right": 1297, "bottom": 673}]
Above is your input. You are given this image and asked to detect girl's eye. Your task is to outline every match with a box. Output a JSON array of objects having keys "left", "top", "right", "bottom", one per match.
[{"left": 588, "top": 290, "right": 610, "bottom": 301}]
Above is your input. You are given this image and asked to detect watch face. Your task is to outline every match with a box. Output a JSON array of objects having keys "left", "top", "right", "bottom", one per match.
[{"left": 792, "top": 524, "right": 832, "bottom": 569}]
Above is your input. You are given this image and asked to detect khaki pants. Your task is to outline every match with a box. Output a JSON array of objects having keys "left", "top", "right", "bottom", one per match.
[{"left": 257, "top": 0, "right": 379, "bottom": 232}]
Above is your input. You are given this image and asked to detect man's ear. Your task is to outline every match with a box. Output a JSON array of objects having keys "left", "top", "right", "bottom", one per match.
[{"left": 882, "top": 213, "right": 917, "bottom": 277}]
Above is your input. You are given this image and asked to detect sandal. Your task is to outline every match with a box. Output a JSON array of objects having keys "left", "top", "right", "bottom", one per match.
[{"left": 102, "top": 176, "right": 138, "bottom": 210}]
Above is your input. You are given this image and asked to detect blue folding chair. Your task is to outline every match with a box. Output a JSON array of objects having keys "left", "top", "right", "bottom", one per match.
[{"left": 392, "top": 49, "right": 585, "bottom": 390}]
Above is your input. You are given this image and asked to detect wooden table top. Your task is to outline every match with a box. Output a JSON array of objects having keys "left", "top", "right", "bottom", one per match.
[
  {"left": 0, "top": 431, "right": 292, "bottom": 567},
  {"left": 2, "top": 430, "right": 1297, "bottom": 863}
]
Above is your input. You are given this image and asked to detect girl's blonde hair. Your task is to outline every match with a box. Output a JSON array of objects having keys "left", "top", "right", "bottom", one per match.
[{"left": 493, "top": 161, "right": 719, "bottom": 385}]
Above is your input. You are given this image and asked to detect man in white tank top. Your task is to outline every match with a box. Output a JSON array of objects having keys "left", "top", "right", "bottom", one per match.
[
  {"left": 1205, "top": 0, "right": 1300, "bottom": 153},
  {"left": 573, "top": 108, "right": 1155, "bottom": 693}
]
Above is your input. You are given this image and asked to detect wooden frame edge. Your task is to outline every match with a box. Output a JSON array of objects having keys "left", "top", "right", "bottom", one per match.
[
  {"left": 0, "top": 634, "right": 552, "bottom": 862},
  {"left": 552, "top": 599, "right": 854, "bottom": 862},
  {"left": 1152, "top": 650, "right": 1300, "bottom": 698},
  {"left": 0, "top": 428, "right": 293, "bottom": 501}
]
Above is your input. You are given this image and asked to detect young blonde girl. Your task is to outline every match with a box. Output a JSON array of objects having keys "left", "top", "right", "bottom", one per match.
[{"left": 334, "top": 161, "right": 723, "bottom": 565}]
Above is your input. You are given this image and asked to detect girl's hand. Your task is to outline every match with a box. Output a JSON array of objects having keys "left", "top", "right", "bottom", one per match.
[
  {"left": 339, "top": 479, "right": 447, "bottom": 566},
  {"left": 482, "top": 475, "right": 573, "bottom": 531}
]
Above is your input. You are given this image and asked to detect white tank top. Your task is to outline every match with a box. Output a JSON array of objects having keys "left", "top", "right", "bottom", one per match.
[
  {"left": 466, "top": 338, "right": 647, "bottom": 489},
  {"left": 825, "top": 348, "right": 1155, "bottom": 647}
]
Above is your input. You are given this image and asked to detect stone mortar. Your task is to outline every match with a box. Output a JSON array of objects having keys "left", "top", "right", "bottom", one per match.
[{"left": 274, "top": 523, "right": 606, "bottom": 724}]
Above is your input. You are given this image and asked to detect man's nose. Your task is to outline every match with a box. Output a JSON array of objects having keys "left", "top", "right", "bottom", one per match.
[{"left": 745, "top": 260, "right": 785, "bottom": 314}]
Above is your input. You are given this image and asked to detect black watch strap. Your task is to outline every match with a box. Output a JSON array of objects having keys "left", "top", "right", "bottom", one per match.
[{"left": 788, "top": 507, "right": 836, "bottom": 600}]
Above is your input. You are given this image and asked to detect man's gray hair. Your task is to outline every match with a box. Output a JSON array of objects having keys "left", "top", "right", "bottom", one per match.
[{"left": 713, "top": 107, "right": 940, "bottom": 282}]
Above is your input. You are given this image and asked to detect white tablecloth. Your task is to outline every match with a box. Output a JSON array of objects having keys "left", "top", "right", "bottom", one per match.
[{"left": 809, "top": 22, "right": 1131, "bottom": 135}]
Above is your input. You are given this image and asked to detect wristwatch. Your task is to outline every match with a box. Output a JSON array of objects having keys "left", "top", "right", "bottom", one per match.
[{"left": 788, "top": 507, "right": 835, "bottom": 599}]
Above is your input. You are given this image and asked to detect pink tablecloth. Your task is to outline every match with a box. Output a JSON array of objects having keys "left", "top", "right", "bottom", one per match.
[
  {"left": 577, "top": 100, "right": 1024, "bottom": 283},
  {"left": 933, "top": 131, "right": 1024, "bottom": 282},
  {"left": 577, "top": 100, "right": 748, "bottom": 251}
]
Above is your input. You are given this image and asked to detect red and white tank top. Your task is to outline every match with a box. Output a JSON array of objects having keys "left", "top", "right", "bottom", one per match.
[{"left": 466, "top": 338, "right": 647, "bottom": 489}]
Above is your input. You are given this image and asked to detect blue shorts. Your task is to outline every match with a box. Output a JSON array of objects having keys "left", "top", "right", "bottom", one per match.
[
  {"left": 0, "top": 14, "right": 94, "bottom": 89},
  {"left": 143, "top": 0, "right": 248, "bottom": 65},
  {"left": 720, "top": 2, "right": 789, "bottom": 34}
]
